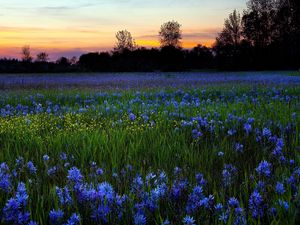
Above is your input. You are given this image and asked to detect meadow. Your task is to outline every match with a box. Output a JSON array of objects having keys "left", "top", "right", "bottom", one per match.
[{"left": 0, "top": 73, "right": 300, "bottom": 225}]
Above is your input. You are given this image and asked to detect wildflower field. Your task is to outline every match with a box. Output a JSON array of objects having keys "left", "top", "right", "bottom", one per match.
[{"left": 0, "top": 74, "right": 300, "bottom": 225}]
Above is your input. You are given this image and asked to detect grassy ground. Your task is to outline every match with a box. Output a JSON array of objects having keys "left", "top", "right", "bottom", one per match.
[{"left": 0, "top": 84, "right": 300, "bottom": 224}]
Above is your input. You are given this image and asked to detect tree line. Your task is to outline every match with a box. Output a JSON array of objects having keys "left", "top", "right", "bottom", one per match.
[{"left": 0, "top": 0, "right": 299, "bottom": 73}]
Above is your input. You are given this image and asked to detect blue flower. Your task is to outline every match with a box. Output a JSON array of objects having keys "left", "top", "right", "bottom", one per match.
[
  {"left": 275, "top": 182, "right": 285, "bottom": 195},
  {"left": 171, "top": 179, "right": 188, "bottom": 200},
  {"left": 96, "top": 168, "right": 104, "bottom": 176},
  {"left": 49, "top": 209, "right": 64, "bottom": 225},
  {"left": 222, "top": 164, "right": 237, "bottom": 187},
  {"left": 192, "top": 129, "right": 203, "bottom": 139},
  {"left": 255, "top": 161, "right": 271, "bottom": 178},
  {"left": 67, "top": 167, "right": 83, "bottom": 183},
  {"left": 43, "top": 155, "right": 50, "bottom": 162},
  {"left": 129, "top": 113, "right": 136, "bottom": 121},
  {"left": 278, "top": 200, "right": 289, "bottom": 211},
  {"left": 227, "top": 129, "right": 237, "bottom": 136},
  {"left": 47, "top": 166, "right": 58, "bottom": 176},
  {"left": 268, "top": 207, "right": 277, "bottom": 216},
  {"left": 182, "top": 215, "right": 196, "bottom": 225},
  {"left": 272, "top": 138, "right": 284, "bottom": 157},
  {"left": 134, "top": 213, "right": 146, "bottom": 225},
  {"left": 3, "top": 182, "right": 30, "bottom": 224},
  {"left": 56, "top": 186, "right": 72, "bottom": 206},
  {"left": 186, "top": 185, "right": 204, "bottom": 213},
  {"left": 218, "top": 151, "right": 224, "bottom": 157},
  {"left": 60, "top": 153, "right": 67, "bottom": 161},
  {"left": 27, "top": 161, "right": 37, "bottom": 174},
  {"left": 218, "top": 211, "right": 229, "bottom": 223},
  {"left": 249, "top": 190, "right": 264, "bottom": 219},
  {"left": 228, "top": 197, "right": 239, "bottom": 208},
  {"left": 235, "top": 143, "right": 244, "bottom": 153},
  {"left": 0, "top": 163, "right": 11, "bottom": 192},
  {"left": 262, "top": 127, "right": 272, "bottom": 138},
  {"left": 162, "top": 219, "right": 170, "bottom": 225},
  {"left": 214, "top": 203, "right": 223, "bottom": 212},
  {"left": 195, "top": 173, "right": 207, "bottom": 186},
  {"left": 65, "top": 213, "right": 80, "bottom": 225},
  {"left": 244, "top": 123, "right": 252, "bottom": 134}
]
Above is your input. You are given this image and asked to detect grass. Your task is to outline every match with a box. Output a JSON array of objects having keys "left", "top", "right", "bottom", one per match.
[{"left": 0, "top": 84, "right": 299, "bottom": 224}]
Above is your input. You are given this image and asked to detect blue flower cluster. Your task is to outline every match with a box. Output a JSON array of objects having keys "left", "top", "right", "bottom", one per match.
[{"left": 0, "top": 148, "right": 299, "bottom": 224}]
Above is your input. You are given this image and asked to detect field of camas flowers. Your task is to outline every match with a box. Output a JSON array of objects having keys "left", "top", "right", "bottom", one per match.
[{"left": 0, "top": 82, "right": 300, "bottom": 224}]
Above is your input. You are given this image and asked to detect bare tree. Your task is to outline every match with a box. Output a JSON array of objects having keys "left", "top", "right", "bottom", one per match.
[
  {"left": 159, "top": 21, "right": 182, "bottom": 48},
  {"left": 36, "top": 52, "right": 49, "bottom": 62},
  {"left": 114, "top": 30, "right": 136, "bottom": 53},
  {"left": 21, "top": 45, "right": 33, "bottom": 62}
]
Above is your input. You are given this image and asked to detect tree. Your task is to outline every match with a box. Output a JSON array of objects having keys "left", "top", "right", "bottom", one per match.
[
  {"left": 214, "top": 10, "right": 247, "bottom": 70},
  {"left": 69, "top": 56, "right": 78, "bottom": 65},
  {"left": 242, "top": 0, "right": 278, "bottom": 48},
  {"left": 216, "top": 10, "right": 242, "bottom": 48},
  {"left": 114, "top": 30, "right": 136, "bottom": 53},
  {"left": 36, "top": 52, "right": 49, "bottom": 62},
  {"left": 159, "top": 21, "right": 182, "bottom": 48},
  {"left": 56, "top": 57, "right": 70, "bottom": 67},
  {"left": 21, "top": 45, "right": 33, "bottom": 62}
]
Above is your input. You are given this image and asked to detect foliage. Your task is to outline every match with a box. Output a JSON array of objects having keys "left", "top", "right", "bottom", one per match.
[{"left": 159, "top": 21, "right": 182, "bottom": 48}]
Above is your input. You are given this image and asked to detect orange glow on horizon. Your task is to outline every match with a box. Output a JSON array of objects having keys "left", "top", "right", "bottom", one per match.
[{"left": 0, "top": 26, "right": 216, "bottom": 59}]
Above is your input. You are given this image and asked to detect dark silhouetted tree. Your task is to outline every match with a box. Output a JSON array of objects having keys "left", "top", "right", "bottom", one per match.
[
  {"left": 36, "top": 52, "right": 49, "bottom": 62},
  {"left": 242, "top": 0, "right": 277, "bottom": 48},
  {"left": 185, "top": 44, "right": 214, "bottom": 69},
  {"left": 114, "top": 30, "right": 136, "bottom": 53},
  {"left": 159, "top": 21, "right": 182, "bottom": 48},
  {"left": 214, "top": 10, "right": 250, "bottom": 69},
  {"left": 216, "top": 10, "right": 242, "bottom": 48},
  {"left": 56, "top": 57, "right": 70, "bottom": 67},
  {"left": 21, "top": 45, "right": 33, "bottom": 62},
  {"left": 69, "top": 56, "right": 78, "bottom": 65}
]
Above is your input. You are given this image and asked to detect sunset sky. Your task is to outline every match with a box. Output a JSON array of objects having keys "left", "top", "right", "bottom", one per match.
[{"left": 0, "top": 0, "right": 246, "bottom": 60}]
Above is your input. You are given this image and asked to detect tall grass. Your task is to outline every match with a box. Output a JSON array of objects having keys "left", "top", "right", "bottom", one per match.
[{"left": 0, "top": 85, "right": 299, "bottom": 224}]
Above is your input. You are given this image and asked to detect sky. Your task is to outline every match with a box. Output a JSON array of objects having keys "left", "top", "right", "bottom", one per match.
[{"left": 0, "top": 0, "right": 246, "bottom": 60}]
